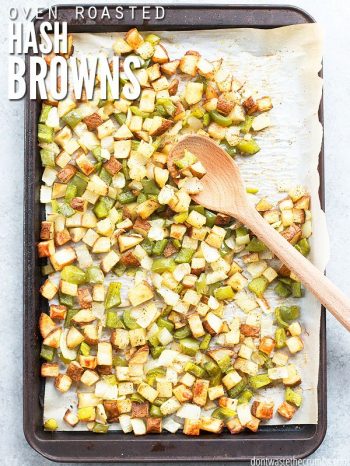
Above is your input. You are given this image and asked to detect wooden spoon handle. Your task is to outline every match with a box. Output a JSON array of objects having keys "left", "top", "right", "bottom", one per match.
[{"left": 240, "top": 207, "right": 350, "bottom": 331}]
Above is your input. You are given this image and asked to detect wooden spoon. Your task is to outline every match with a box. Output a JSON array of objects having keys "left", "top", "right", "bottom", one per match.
[{"left": 169, "top": 134, "right": 350, "bottom": 331}]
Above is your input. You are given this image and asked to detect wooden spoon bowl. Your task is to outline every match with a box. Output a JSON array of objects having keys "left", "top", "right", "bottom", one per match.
[{"left": 169, "top": 134, "right": 350, "bottom": 331}]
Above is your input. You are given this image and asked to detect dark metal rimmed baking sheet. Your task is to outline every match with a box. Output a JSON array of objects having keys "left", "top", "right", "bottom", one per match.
[{"left": 23, "top": 4, "right": 326, "bottom": 462}]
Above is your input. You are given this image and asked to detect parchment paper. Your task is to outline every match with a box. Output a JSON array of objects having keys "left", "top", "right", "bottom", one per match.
[{"left": 43, "top": 24, "right": 326, "bottom": 429}]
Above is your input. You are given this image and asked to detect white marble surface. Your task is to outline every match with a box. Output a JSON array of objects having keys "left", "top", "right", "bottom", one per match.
[{"left": 1, "top": 0, "right": 350, "bottom": 464}]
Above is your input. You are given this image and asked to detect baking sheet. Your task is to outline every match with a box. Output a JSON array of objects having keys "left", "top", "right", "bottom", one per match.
[{"left": 43, "top": 23, "right": 326, "bottom": 428}]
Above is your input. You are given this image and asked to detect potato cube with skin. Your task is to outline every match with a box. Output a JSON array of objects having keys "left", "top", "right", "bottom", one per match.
[
  {"left": 125, "top": 28, "right": 144, "bottom": 50},
  {"left": 117, "top": 397, "right": 133, "bottom": 413},
  {"left": 131, "top": 418, "right": 147, "bottom": 436},
  {"left": 97, "top": 342, "right": 113, "bottom": 366},
  {"left": 277, "top": 401, "right": 296, "bottom": 421},
  {"left": 50, "top": 247, "right": 76, "bottom": 271},
  {"left": 152, "top": 44, "right": 169, "bottom": 64},
  {"left": 41, "top": 362, "right": 59, "bottom": 378},
  {"left": 40, "top": 279, "right": 58, "bottom": 300},
  {"left": 222, "top": 371, "right": 242, "bottom": 390},
  {"left": 111, "top": 329, "right": 130, "bottom": 350},
  {"left": 66, "top": 326, "right": 84, "bottom": 349},
  {"left": 208, "top": 385, "right": 225, "bottom": 401},
  {"left": 80, "top": 370, "right": 99, "bottom": 387},
  {"left": 66, "top": 361, "right": 84, "bottom": 382},
  {"left": 115, "top": 366, "right": 129, "bottom": 382},
  {"left": 64, "top": 409, "right": 79, "bottom": 427},
  {"left": 137, "top": 383, "right": 158, "bottom": 403},
  {"left": 157, "top": 380, "right": 173, "bottom": 399},
  {"left": 170, "top": 224, "right": 187, "bottom": 241},
  {"left": 129, "top": 328, "right": 147, "bottom": 347},
  {"left": 256, "top": 96, "right": 273, "bottom": 112},
  {"left": 192, "top": 379, "right": 209, "bottom": 407},
  {"left": 186, "top": 210, "right": 206, "bottom": 229},
  {"left": 272, "top": 351, "right": 289, "bottom": 367},
  {"left": 200, "top": 417, "right": 224, "bottom": 434},
  {"left": 259, "top": 336, "right": 275, "bottom": 356},
  {"left": 54, "top": 374, "right": 72, "bottom": 393},
  {"left": 160, "top": 397, "right": 181, "bottom": 416},
  {"left": 139, "top": 89, "right": 156, "bottom": 113},
  {"left": 185, "top": 82, "right": 203, "bottom": 105},
  {"left": 101, "top": 250, "right": 120, "bottom": 273},
  {"left": 114, "top": 140, "right": 131, "bottom": 159},
  {"left": 286, "top": 336, "right": 304, "bottom": 354},
  {"left": 251, "top": 400, "right": 274, "bottom": 420},
  {"left": 146, "top": 417, "right": 162, "bottom": 434},
  {"left": 180, "top": 372, "right": 196, "bottom": 388},
  {"left": 203, "top": 312, "right": 223, "bottom": 335},
  {"left": 179, "top": 53, "right": 199, "bottom": 76},
  {"left": 183, "top": 418, "right": 200, "bottom": 436},
  {"left": 188, "top": 313, "right": 205, "bottom": 338}
]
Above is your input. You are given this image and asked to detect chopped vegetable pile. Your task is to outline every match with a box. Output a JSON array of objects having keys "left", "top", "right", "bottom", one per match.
[{"left": 38, "top": 28, "right": 312, "bottom": 435}]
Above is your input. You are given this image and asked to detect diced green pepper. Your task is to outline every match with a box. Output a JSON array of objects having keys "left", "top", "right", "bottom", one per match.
[
  {"left": 212, "top": 407, "right": 236, "bottom": 420},
  {"left": 248, "top": 277, "right": 269, "bottom": 297},
  {"left": 64, "top": 308, "right": 78, "bottom": 327},
  {"left": 115, "top": 112, "right": 127, "bottom": 125},
  {"left": 93, "top": 196, "right": 115, "bottom": 218},
  {"left": 61, "top": 265, "right": 86, "bottom": 285},
  {"left": 214, "top": 285, "right": 235, "bottom": 301},
  {"left": 80, "top": 341, "right": 90, "bottom": 356},
  {"left": 203, "top": 210, "right": 216, "bottom": 228},
  {"left": 175, "top": 248, "right": 195, "bottom": 264},
  {"left": 62, "top": 109, "right": 83, "bottom": 128},
  {"left": 279, "top": 305, "right": 300, "bottom": 322},
  {"left": 203, "top": 360, "right": 221, "bottom": 377},
  {"left": 227, "top": 377, "right": 247, "bottom": 398},
  {"left": 44, "top": 418, "right": 58, "bottom": 431},
  {"left": 175, "top": 150, "right": 197, "bottom": 169},
  {"left": 59, "top": 292, "right": 74, "bottom": 308},
  {"left": 106, "top": 311, "right": 125, "bottom": 329},
  {"left": 292, "top": 281, "right": 303, "bottom": 298},
  {"left": 209, "top": 110, "right": 232, "bottom": 127},
  {"left": 246, "top": 237, "right": 266, "bottom": 252},
  {"left": 150, "top": 405, "right": 163, "bottom": 417},
  {"left": 275, "top": 327, "right": 287, "bottom": 348},
  {"left": 40, "top": 149, "right": 55, "bottom": 168},
  {"left": 40, "top": 345, "right": 55, "bottom": 362},
  {"left": 199, "top": 334, "right": 211, "bottom": 350},
  {"left": 130, "top": 106, "right": 150, "bottom": 118},
  {"left": 118, "top": 191, "right": 137, "bottom": 204},
  {"left": 285, "top": 387, "right": 302, "bottom": 407},
  {"left": 295, "top": 238, "right": 310, "bottom": 256},
  {"left": 92, "top": 423, "right": 109, "bottom": 433},
  {"left": 38, "top": 124, "right": 54, "bottom": 143},
  {"left": 141, "top": 238, "right": 154, "bottom": 255},
  {"left": 220, "top": 140, "right": 237, "bottom": 157},
  {"left": 123, "top": 309, "right": 140, "bottom": 330},
  {"left": 86, "top": 266, "right": 104, "bottom": 284},
  {"left": 246, "top": 186, "right": 259, "bottom": 194},
  {"left": 217, "top": 355, "right": 232, "bottom": 373},
  {"left": 145, "top": 33, "right": 161, "bottom": 45},
  {"left": 114, "top": 355, "right": 128, "bottom": 367},
  {"left": 99, "top": 167, "right": 112, "bottom": 186},
  {"left": 39, "top": 104, "right": 52, "bottom": 123},
  {"left": 150, "top": 346, "right": 165, "bottom": 359},
  {"left": 236, "top": 138, "right": 260, "bottom": 155},
  {"left": 156, "top": 98, "right": 176, "bottom": 117},
  {"left": 274, "top": 280, "right": 292, "bottom": 298},
  {"left": 240, "top": 115, "right": 254, "bottom": 134},
  {"left": 157, "top": 317, "right": 174, "bottom": 333},
  {"left": 249, "top": 373, "right": 271, "bottom": 390},
  {"left": 174, "top": 326, "right": 191, "bottom": 340},
  {"left": 180, "top": 338, "right": 200, "bottom": 356},
  {"left": 105, "top": 282, "right": 122, "bottom": 309},
  {"left": 58, "top": 202, "right": 75, "bottom": 218},
  {"left": 152, "top": 239, "right": 168, "bottom": 256},
  {"left": 238, "top": 389, "right": 253, "bottom": 404},
  {"left": 173, "top": 212, "right": 188, "bottom": 224},
  {"left": 65, "top": 184, "right": 77, "bottom": 203},
  {"left": 184, "top": 361, "right": 207, "bottom": 378},
  {"left": 151, "top": 258, "right": 176, "bottom": 273},
  {"left": 69, "top": 173, "right": 88, "bottom": 196},
  {"left": 202, "top": 112, "right": 211, "bottom": 127}
]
